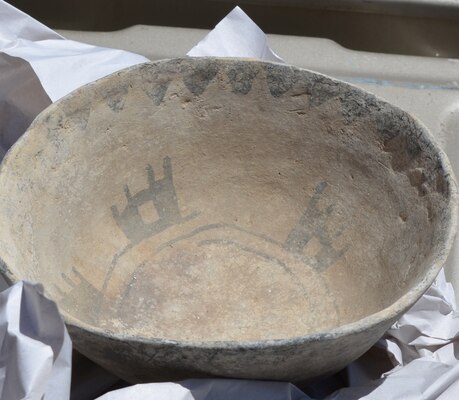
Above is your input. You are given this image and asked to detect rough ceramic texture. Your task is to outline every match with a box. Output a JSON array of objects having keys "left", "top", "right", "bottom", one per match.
[{"left": 0, "top": 58, "right": 456, "bottom": 383}]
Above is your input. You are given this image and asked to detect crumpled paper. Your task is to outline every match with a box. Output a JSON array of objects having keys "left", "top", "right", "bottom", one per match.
[
  {"left": 187, "top": 6, "right": 284, "bottom": 63},
  {"left": 0, "top": 0, "right": 147, "bottom": 103},
  {"left": 1, "top": 1, "right": 459, "bottom": 399},
  {"left": 0, "top": 281, "right": 71, "bottom": 400}
]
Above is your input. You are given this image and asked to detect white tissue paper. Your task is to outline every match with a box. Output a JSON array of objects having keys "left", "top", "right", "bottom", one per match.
[
  {"left": 1, "top": 1, "right": 459, "bottom": 399},
  {"left": 0, "top": 281, "right": 72, "bottom": 400},
  {"left": 0, "top": 0, "right": 148, "bottom": 103},
  {"left": 187, "top": 6, "right": 284, "bottom": 63}
]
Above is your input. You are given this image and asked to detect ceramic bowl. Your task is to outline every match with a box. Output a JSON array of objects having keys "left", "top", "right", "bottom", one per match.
[{"left": 0, "top": 58, "right": 456, "bottom": 382}]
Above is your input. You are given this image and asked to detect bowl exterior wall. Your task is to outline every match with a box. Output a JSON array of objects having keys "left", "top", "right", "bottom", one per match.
[{"left": 68, "top": 317, "right": 394, "bottom": 383}]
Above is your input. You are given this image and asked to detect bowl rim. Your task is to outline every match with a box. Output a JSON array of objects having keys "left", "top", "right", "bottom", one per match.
[{"left": 0, "top": 57, "right": 457, "bottom": 348}]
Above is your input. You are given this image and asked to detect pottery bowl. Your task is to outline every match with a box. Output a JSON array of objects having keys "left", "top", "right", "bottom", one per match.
[{"left": 0, "top": 58, "right": 456, "bottom": 383}]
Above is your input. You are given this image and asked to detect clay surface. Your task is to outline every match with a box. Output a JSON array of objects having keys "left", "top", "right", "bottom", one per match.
[{"left": 0, "top": 58, "right": 456, "bottom": 382}]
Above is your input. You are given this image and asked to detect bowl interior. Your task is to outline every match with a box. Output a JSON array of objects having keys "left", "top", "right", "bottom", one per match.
[{"left": 0, "top": 58, "right": 454, "bottom": 342}]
